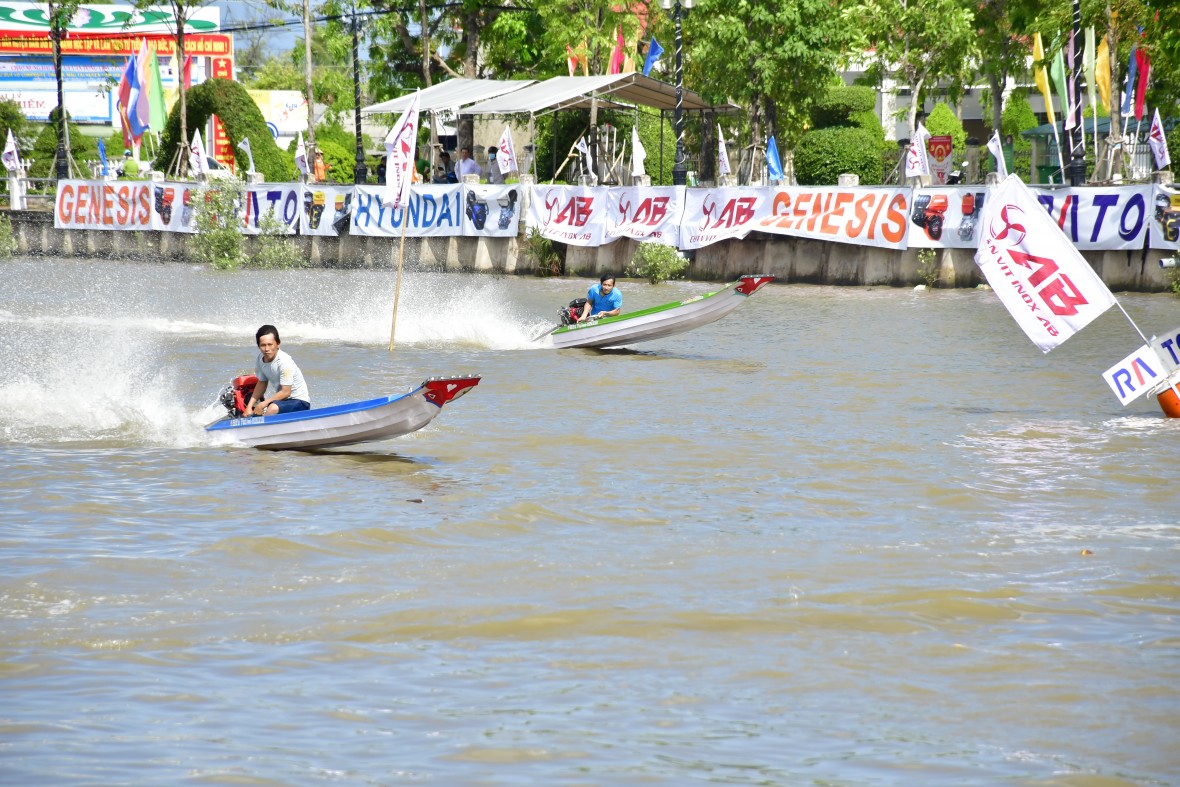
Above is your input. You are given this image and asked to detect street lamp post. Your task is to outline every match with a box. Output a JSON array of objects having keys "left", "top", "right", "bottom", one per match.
[
  {"left": 351, "top": 8, "right": 367, "bottom": 184},
  {"left": 660, "top": 0, "right": 693, "bottom": 186}
]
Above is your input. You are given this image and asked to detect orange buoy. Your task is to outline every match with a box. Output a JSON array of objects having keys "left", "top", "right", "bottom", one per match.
[{"left": 1158, "top": 385, "right": 1180, "bottom": 418}]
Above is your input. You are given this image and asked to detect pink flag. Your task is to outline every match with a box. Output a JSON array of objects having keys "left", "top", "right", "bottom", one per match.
[
  {"left": 975, "top": 175, "right": 1116, "bottom": 353},
  {"left": 383, "top": 91, "right": 420, "bottom": 209},
  {"left": 1134, "top": 49, "right": 1149, "bottom": 121},
  {"left": 608, "top": 27, "right": 625, "bottom": 75}
]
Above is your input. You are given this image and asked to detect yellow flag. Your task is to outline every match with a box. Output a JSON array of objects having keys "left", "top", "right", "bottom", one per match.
[
  {"left": 1095, "top": 37, "right": 1111, "bottom": 111},
  {"left": 1033, "top": 32, "right": 1056, "bottom": 126}
]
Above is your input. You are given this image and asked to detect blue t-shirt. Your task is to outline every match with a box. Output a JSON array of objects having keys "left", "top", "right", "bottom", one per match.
[{"left": 587, "top": 283, "right": 622, "bottom": 314}]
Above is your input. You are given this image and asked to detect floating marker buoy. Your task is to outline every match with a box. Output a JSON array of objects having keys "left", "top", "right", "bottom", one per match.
[
  {"left": 1081, "top": 549, "right": 1093, "bottom": 556},
  {"left": 1158, "top": 386, "right": 1180, "bottom": 418}
]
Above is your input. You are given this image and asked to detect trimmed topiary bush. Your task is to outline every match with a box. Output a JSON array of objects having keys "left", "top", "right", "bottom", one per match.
[
  {"left": 794, "top": 127, "right": 885, "bottom": 185},
  {"left": 153, "top": 78, "right": 293, "bottom": 181},
  {"left": 811, "top": 85, "right": 877, "bottom": 129}
]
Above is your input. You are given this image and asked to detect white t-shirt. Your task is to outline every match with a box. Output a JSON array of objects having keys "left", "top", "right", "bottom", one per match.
[{"left": 255, "top": 349, "right": 310, "bottom": 403}]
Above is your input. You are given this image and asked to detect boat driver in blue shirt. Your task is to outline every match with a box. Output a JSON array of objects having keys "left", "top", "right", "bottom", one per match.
[
  {"left": 245, "top": 325, "right": 312, "bottom": 416},
  {"left": 579, "top": 274, "right": 622, "bottom": 321}
]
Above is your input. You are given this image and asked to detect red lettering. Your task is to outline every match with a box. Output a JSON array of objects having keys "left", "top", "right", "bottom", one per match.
[
  {"left": 881, "top": 194, "right": 907, "bottom": 243},
  {"left": 58, "top": 184, "right": 75, "bottom": 223}
]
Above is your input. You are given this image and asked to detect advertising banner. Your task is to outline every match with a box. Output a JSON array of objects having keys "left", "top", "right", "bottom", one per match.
[
  {"left": 757, "top": 186, "right": 911, "bottom": 249},
  {"left": 604, "top": 186, "right": 683, "bottom": 246},
  {"left": 680, "top": 187, "right": 770, "bottom": 250},
  {"left": 54, "top": 179, "right": 153, "bottom": 230},
  {"left": 908, "top": 187, "right": 988, "bottom": 248},
  {"left": 0, "top": 88, "right": 110, "bottom": 122},
  {"left": 301, "top": 184, "right": 352, "bottom": 236},
  {"left": 461, "top": 184, "right": 522, "bottom": 237},
  {"left": 526, "top": 185, "right": 610, "bottom": 246},
  {"left": 350, "top": 184, "right": 464, "bottom": 237},
  {"left": 241, "top": 182, "right": 301, "bottom": 235},
  {"left": 149, "top": 181, "right": 200, "bottom": 233},
  {"left": 1151, "top": 325, "right": 1180, "bottom": 374},
  {"left": 1031, "top": 185, "right": 1152, "bottom": 250},
  {"left": 1149, "top": 185, "right": 1180, "bottom": 250}
]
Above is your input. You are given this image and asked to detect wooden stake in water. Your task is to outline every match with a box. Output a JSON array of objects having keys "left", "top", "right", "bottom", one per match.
[{"left": 388, "top": 209, "right": 409, "bottom": 351}]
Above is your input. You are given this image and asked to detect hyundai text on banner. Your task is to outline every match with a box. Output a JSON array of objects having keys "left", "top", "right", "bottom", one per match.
[
  {"left": 526, "top": 185, "right": 609, "bottom": 246},
  {"left": 605, "top": 186, "right": 683, "bottom": 246},
  {"left": 975, "top": 175, "right": 1116, "bottom": 353},
  {"left": 350, "top": 184, "right": 463, "bottom": 237},
  {"left": 461, "top": 185, "right": 522, "bottom": 237},
  {"left": 55, "top": 179, "right": 153, "bottom": 230},
  {"left": 300, "top": 184, "right": 352, "bottom": 236},
  {"left": 679, "top": 187, "right": 769, "bottom": 249},
  {"left": 241, "top": 183, "right": 301, "bottom": 235},
  {"left": 758, "top": 186, "right": 910, "bottom": 249}
]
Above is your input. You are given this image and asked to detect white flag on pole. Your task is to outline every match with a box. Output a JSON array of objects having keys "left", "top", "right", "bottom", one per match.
[
  {"left": 238, "top": 136, "right": 256, "bottom": 175},
  {"left": 383, "top": 90, "right": 420, "bottom": 209},
  {"left": 718, "top": 123, "right": 731, "bottom": 176},
  {"left": 575, "top": 136, "right": 593, "bottom": 174},
  {"left": 1148, "top": 108, "right": 1171, "bottom": 170},
  {"left": 2, "top": 128, "right": 20, "bottom": 172},
  {"left": 630, "top": 126, "right": 646, "bottom": 177},
  {"left": 189, "top": 129, "right": 208, "bottom": 176},
  {"left": 904, "top": 122, "right": 931, "bottom": 179},
  {"left": 986, "top": 130, "right": 1008, "bottom": 179},
  {"left": 496, "top": 125, "right": 517, "bottom": 175},
  {"left": 975, "top": 175, "right": 1116, "bottom": 353},
  {"left": 294, "top": 131, "right": 308, "bottom": 176}
]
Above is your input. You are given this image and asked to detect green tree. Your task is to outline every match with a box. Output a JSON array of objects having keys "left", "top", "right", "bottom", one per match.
[
  {"left": 48, "top": 0, "right": 83, "bottom": 177},
  {"left": 685, "top": 0, "right": 852, "bottom": 150},
  {"left": 848, "top": 0, "right": 978, "bottom": 138},
  {"left": 924, "top": 102, "right": 966, "bottom": 159},
  {"left": 973, "top": 0, "right": 1039, "bottom": 135}
]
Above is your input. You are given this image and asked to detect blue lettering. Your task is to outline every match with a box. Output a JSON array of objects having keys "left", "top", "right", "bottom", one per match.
[
  {"left": 1112, "top": 368, "right": 1134, "bottom": 397},
  {"left": 1037, "top": 195, "right": 1055, "bottom": 213},
  {"left": 1119, "top": 193, "right": 1145, "bottom": 241},
  {"left": 1091, "top": 194, "right": 1119, "bottom": 243},
  {"left": 283, "top": 191, "right": 298, "bottom": 226},
  {"left": 353, "top": 191, "right": 374, "bottom": 226},
  {"left": 1160, "top": 337, "right": 1179, "bottom": 365}
]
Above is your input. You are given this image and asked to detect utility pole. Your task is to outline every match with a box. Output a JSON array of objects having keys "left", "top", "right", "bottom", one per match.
[{"left": 303, "top": 0, "right": 316, "bottom": 159}]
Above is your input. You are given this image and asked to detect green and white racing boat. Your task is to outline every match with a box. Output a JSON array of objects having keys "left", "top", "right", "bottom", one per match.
[{"left": 540, "top": 275, "right": 775, "bottom": 350}]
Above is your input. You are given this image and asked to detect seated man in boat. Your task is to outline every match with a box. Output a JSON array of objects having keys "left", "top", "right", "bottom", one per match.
[
  {"left": 579, "top": 274, "right": 622, "bottom": 321},
  {"left": 244, "top": 325, "right": 311, "bottom": 416}
]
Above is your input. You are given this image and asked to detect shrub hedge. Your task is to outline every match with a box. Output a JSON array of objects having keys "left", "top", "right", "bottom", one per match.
[{"left": 794, "top": 127, "right": 885, "bottom": 185}]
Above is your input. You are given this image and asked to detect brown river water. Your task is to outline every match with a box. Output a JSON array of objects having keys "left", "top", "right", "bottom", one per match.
[{"left": 1, "top": 258, "right": 1179, "bottom": 785}]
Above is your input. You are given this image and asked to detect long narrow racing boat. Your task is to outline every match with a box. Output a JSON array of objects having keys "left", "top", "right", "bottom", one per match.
[
  {"left": 541, "top": 275, "right": 775, "bottom": 350},
  {"left": 205, "top": 375, "right": 480, "bottom": 450}
]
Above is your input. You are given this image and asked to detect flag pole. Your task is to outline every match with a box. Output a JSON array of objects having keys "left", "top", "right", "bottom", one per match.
[{"left": 388, "top": 213, "right": 409, "bottom": 351}]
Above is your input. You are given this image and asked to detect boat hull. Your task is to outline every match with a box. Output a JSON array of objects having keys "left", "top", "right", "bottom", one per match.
[
  {"left": 544, "top": 275, "right": 774, "bottom": 350},
  {"left": 205, "top": 376, "right": 480, "bottom": 450}
]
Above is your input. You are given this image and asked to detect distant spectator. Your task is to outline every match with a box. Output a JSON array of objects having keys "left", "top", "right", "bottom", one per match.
[
  {"left": 455, "top": 146, "right": 481, "bottom": 180},
  {"left": 119, "top": 149, "right": 139, "bottom": 179},
  {"left": 486, "top": 146, "right": 505, "bottom": 184}
]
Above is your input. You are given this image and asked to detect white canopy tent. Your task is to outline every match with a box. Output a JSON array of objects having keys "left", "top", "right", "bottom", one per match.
[{"left": 360, "top": 78, "right": 536, "bottom": 116}]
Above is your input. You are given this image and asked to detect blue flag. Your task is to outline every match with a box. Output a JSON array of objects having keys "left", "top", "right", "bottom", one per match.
[
  {"left": 766, "top": 136, "right": 783, "bottom": 181},
  {"left": 642, "top": 37, "right": 664, "bottom": 77},
  {"left": 97, "top": 138, "right": 109, "bottom": 176},
  {"left": 1120, "top": 46, "right": 1137, "bottom": 116}
]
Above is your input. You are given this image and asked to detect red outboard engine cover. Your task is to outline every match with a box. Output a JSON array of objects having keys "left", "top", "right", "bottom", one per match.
[{"left": 232, "top": 374, "right": 258, "bottom": 416}]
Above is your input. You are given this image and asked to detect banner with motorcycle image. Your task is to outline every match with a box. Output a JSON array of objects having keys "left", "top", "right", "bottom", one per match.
[
  {"left": 300, "top": 184, "right": 354, "bottom": 237},
  {"left": 909, "top": 185, "right": 1154, "bottom": 250},
  {"left": 1149, "top": 184, "right": 1180, "bottom": 250},
  {"left": 460, "top": 184, "right": 522, "bottom": 238}
]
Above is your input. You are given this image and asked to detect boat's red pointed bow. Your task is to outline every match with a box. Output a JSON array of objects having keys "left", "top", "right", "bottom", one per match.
[
  {"left": 735, "top": 275, "right": 775, "bottom": 296},
  {"left": 422, "top": 376, "right": 481, "bottom": 407}
]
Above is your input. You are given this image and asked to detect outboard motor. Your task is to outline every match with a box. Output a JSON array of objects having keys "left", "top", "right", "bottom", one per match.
[
  {"left": 218, "top": 374, "right": 258, "bottom": 417},
  {"left": 560, "top": 298, "right": 588, "bottom": 326}
]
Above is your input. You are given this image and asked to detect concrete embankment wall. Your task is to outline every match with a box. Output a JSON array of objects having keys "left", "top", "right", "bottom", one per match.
[{"left": 9, "top": 210, "right": 1176, "bottom": 292}]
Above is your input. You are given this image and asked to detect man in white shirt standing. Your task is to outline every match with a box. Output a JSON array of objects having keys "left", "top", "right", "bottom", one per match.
[
  {"left": 245, "top": 325, "right": 311, "bottom": 416},
  {"left": 455, "top": 146, "right": 482, "bottom": 180}
]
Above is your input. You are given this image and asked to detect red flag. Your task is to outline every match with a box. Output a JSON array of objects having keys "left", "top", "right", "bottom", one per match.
[
  {"left": 566, "top": 44, "right": 577, "bottom": 77},
  {"left": 116, "top": 56, "right": 134, "bottom": 149},
  {"left": 1134, "top": 49, "right": 1150, "bottom": 121},
  {"left": 182, "top": 55, "right": 193, "bottom": 90},
  {"left": 608, "top": 27, "right": 625, "bottom": 74}
]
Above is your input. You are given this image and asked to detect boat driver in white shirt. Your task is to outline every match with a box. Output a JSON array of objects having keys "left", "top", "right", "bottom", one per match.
[{"left": 245, "top": 325, "right": 311, "bottom": 416}]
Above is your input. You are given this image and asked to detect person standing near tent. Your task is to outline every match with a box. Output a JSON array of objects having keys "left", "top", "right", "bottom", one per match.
[
  {"left": 313, "top": 150, "right": 328, "bottom": 183},
  {"left": 455, "top": 146, "right": 481, "bottom": 180},
  {"left": 486, "top": 146, "right": 505, "bottom": 184}
]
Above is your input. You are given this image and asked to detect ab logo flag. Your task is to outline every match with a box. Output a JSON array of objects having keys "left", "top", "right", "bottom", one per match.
[
  {"left": 383, "top": 90, "right": 420, "bottom": 209},
  {"left": 975, "top": 175, "right": 1116, "bottom": 353},
  {"left": 1148, "top": 109, "right": 1171, "bottom": 170},
  {"left": 905, "top": 122, "right": 931, "bottom": 179},
  {"left": 496, "top": 126, "right": 517, "bottom": 175},
  {"left": 718, "top": 124, "right": 731, "bottom": 177}
]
